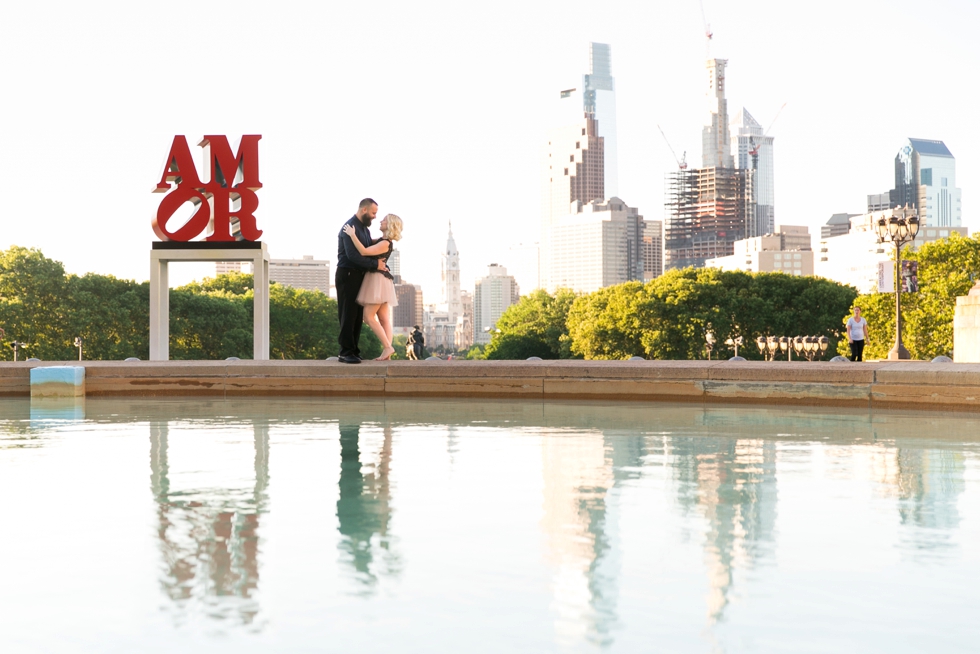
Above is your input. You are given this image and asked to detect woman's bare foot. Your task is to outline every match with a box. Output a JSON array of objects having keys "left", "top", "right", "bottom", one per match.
[{"left": 376, "top": 346, "right": 395, "bottom": 361}]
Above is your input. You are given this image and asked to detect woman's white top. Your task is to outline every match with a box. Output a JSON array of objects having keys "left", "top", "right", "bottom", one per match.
[{"left": 846, "top": 317, "right": 867, "bottom": 340}]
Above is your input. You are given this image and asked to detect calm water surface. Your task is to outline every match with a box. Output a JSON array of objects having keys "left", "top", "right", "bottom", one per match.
[{"left": 1, "top": 397, "right": 979, "bottom": 653}]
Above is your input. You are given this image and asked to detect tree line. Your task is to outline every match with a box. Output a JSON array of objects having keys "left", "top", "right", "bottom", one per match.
[
  {"left": 4, "top": 235, "right": 978, "bottom": 362},
  {"left": 0, "top": 246, "right": 380, "bottom": 361},
  {"left": 483, "top": 234, "right": 980, "bottom": 361},
  {"left": 482, "top": 270, "right": 857, "bottom": 360}
]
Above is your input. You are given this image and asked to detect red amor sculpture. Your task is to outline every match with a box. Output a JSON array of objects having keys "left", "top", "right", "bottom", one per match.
[{"left": 152, "top": 135, "right": 263, "bottom": 242}]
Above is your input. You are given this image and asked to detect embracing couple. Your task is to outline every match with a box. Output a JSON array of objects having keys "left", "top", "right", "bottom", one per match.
[{"left": 335, "top": 198, "right": 403, "bottom": 363}]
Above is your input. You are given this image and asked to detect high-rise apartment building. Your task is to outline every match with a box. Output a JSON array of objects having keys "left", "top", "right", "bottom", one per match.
[
  {"left": 665, "top": 166, "right": 753, "bottom": 270},
  {"left": 731, "top": 108, "right": 774, "bottom": 237},
  {"left": 549, "top": 197, "right": 656, "bottom": 293},
  {"left": 269, "top": 256, "right": 331, "bottom": 293},
  {"left": 892, "top": 138, "right": 962, "bottom": 227},
  {"left": 393, "top": 283, "right": 423, "bottom": 332},
  {"left": 474, "top": 264, "right": 520, "bottom": 345},
  {"left": 214, "top": 261, "right": 248, "bottom": 276},
  {"left": 702, "top": 59, "right": 734, "bottom": 169},
  {"left": 641, "top": 220, "right": 663, "bottom": 281}
]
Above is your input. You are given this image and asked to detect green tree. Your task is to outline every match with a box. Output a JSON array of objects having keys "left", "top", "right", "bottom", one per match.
[
  {"left": 487, "top": 289, "right": 578, "bottom": 359},
  {"left": 0, "top": 249, "right": 382, "bottom": 361},
  {"left": 463, "top": 344, "right": 486, "bottom": 360},
  {"left": 65, "top": 274, "right": 149, "bottom": 360},
  {"left": 0, "top": 246, "right": 72, "bottom": 360},
  {"left": 845, "top": 233, "right": 980, "bottom": 360},
  {"left": 566, "top": 269, "right": 856, "bottom": 360}
]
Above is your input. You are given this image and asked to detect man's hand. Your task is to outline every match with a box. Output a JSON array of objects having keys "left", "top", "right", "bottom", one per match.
[{"left": 377, "top": 260, "right": 387, "bottom": 271}]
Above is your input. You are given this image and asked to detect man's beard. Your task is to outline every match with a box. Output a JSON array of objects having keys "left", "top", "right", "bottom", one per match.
[{"left": 359, "top": 214, "right": 374, "bottom": 227}]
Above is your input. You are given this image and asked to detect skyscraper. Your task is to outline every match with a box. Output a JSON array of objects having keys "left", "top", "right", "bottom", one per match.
[
  {"left": 891, "top": 138, "right": 962, "bottom": 227},
  {"left": 584, "top": 43, "right": 618, "bottom": 198},
  {"left": 541, "top": 113, "right": 604, "bottom": 290},
  {"left": 549, "top": 197, "right": 655, "bottom": 293},
  {"left": 701, "top": 59, "right": 733, "bottom": 169},
  {"left": 665, "top": 167, "right": 753, "bottom": 269},
  {"left": 665, "top": 57, "right": 754, "bottom": 270},
  {"left": 731, "top": 108, "right": 774, "bottom": 237},
  {"left": 474, "top": 264, "right": 520, "bottom": 345}
]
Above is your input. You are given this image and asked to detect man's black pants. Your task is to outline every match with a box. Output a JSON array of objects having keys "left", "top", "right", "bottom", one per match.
[
  {"left": 335, "top": 267, "right": 366, "bottom": 358},
  {"left": 849, "top": 339, "right": 865, "bottom": 362}
]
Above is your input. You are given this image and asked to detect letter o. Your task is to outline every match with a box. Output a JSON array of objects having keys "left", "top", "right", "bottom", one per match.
[{"left": 153, "top": 187, "right": 211, "bottom": 241}]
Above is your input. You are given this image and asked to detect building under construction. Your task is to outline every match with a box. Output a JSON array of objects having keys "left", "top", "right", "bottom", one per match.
[{"left": 664, "top": 166, "right": 754, "bottom": 270}]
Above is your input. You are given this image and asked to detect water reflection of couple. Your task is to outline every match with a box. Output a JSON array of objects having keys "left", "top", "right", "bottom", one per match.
[{"left": 335, "top": 198, "right": 404, "bottom": 363}]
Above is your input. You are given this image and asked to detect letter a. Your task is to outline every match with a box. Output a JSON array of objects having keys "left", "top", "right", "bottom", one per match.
[{"left": 154, "top": 136, "right": 204, "bottom": 193}]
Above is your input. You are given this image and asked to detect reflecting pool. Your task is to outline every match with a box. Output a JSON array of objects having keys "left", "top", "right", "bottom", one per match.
[{"left": 1, "top": 397, "right": 979, "bottom": 653}]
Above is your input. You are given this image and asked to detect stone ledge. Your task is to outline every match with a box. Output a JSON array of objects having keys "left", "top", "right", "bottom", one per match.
[{"left": 2, "top": 360, "right": 980, "bottom": 411}]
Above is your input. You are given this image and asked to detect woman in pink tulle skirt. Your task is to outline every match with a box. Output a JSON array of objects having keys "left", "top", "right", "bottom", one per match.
[{"left": 342, "top": 214, "right": 403, "bottom": 360}]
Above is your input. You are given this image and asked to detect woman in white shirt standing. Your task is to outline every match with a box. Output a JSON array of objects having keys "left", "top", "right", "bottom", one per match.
[{"left": 846, "top": 306, "right": 870, "bottom": 361}]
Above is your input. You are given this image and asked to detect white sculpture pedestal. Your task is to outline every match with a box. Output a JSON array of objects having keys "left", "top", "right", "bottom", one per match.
[{"left": 150, "top": 241, "right": 270, "bottom": 361}]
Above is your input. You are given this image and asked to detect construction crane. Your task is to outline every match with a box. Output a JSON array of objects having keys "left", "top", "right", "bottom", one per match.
[
  {"left": 657, "top": 125, "right": 688, "bottom": 170},
  {"left": 748, "top": 103, "right": 788, "bottom": 169},
  {"left": 699, "top": 0, "right": 713, "bottom": 56}
]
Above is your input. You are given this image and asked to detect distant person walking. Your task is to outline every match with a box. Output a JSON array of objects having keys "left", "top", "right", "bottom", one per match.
[
  {"left": 342, "top": 213, "right": 403, "bottom": 361},
  {"left": 846, "top": 306, "right": 869, "bottom": 362},
  {"left": 411, "top": 325, "right": 424, "bottom": 361},
  {"left": 335, "top": 199, "right": 388, "bottom": 364},
  {"left": 405, "top": 331, "right": 417, "bottom": 360}
]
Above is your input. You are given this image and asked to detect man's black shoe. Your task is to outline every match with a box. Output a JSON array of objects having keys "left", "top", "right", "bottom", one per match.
[{"left": 338, "top": 355, "right": 362, "bottom": 364}]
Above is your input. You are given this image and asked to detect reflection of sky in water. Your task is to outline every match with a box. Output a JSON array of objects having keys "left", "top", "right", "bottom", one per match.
[{"left": 0, "top": 397, "right": 979, "bottom": 652}]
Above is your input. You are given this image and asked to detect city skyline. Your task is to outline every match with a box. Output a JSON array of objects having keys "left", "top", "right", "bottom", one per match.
[{"left": 0, "top": 0, "right": 976, "bottom": 303}]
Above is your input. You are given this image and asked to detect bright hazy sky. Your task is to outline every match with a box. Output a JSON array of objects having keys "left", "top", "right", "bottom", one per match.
[{"left": 1, "top": 0, "right": 977, "bottom": 301}]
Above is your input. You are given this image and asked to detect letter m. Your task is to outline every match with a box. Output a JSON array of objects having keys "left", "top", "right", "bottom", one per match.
[{"left": 198, "top": 135, "right": 262, "bottom": 190}]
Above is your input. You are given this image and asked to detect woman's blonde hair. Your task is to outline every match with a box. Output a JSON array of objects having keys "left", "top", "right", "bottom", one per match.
[{"left": 383, "top": 213, "right": 403, "bottom": 241}]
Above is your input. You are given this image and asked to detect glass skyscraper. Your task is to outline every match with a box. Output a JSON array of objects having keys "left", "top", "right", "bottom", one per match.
[{"left": 892, "top": 138, "right": 962, "bottom": 227}]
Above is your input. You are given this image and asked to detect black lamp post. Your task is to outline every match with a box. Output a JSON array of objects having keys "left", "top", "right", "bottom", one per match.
[{"left": 875, "top": 205, "right": 920, "bottom": 360}]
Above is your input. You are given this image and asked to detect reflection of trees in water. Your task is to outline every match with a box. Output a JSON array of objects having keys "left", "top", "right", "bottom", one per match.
[
  {"left": 336, "top": 423, "right": 399, "bottom": 592},
  {"left": 542, "top": 430, "right": 646, "bottom": 649},
  {"left": 149, "top": 421, "right": 268, "bottom": 625},
  {"left": 658, "top": 434, "right": 778, "bottom": 624}
]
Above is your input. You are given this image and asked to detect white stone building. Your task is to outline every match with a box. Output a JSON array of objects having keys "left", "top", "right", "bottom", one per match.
[{"left": 815, "top": 211, "right": 967, "bottom": 293}]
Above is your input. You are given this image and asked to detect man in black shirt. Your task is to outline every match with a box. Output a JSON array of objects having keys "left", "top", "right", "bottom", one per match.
[
  {"left": 411, "top": 325, "right": 424, "bottom": 361},
  {"left": 336, "top": 198, "right": 387, "bottom": 363}
]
